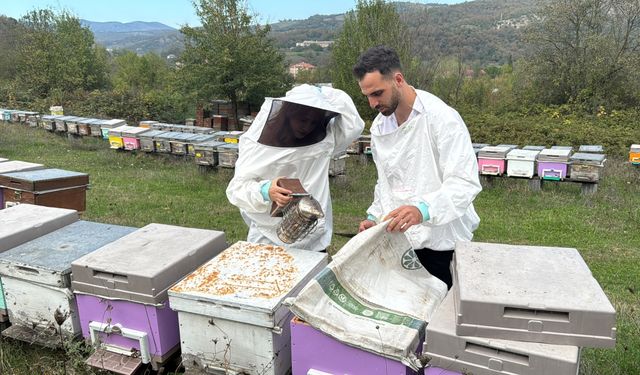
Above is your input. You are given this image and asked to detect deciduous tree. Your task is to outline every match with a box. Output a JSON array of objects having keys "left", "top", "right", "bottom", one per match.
[
  {"left": 16, "top": 9, "right": 108, "bottom": 99},
  {"left": 524, "top": 0, "right": 640, "bottom": 109},
  {"left": 331, "top": 0, "right": 427, "bottom": 120},
  {"left": 180, "top": 0, "right": 291, "bottom": 125}
]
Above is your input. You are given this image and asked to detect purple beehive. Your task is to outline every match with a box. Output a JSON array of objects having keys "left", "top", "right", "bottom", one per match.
[
  {"left": 71, "top": 223, "right": 227, "bottom": 373},
  {"left": 290, "top": 317, "right": 452, "bottom": 375},
  {"left": 537, "top": 148, "right": 571, "bottom": 180}
]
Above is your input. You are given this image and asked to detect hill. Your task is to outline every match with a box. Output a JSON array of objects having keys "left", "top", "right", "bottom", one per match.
[
  {"left": 80, "top": 19, "right": 183, "bottom": 56},
  {"left": 3, "top": 0, "right": 538, "bottom": 63}
]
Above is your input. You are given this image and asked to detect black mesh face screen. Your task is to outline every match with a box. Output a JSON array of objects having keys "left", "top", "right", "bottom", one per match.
[{"left": 257, "top": 100, "right": 339, "bottom": 147}]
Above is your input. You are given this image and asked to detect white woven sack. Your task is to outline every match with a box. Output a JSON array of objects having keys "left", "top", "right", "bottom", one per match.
[{"left": 287, "top": 221, "right": 447, "bottom": 370}]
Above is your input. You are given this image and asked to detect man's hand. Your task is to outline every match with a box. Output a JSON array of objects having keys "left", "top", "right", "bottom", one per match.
[
  {"left": 384, "top": 205, "right": 422, "bottom": 232},
  {"left": 358, "top": 219, "right": 376, "bottom": 232},
  {"left": 269, "top": 177, "right": 293, "bottom": 207}
]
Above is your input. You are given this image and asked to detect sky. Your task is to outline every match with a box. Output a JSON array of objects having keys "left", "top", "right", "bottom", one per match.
[{"left": 1, "top": 0, "right": 466, "bottom": 28}]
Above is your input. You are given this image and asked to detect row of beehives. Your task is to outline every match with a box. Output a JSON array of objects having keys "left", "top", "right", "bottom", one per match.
[
  {"left": 0, "top": 108, "right": 39, "bottom": 126},
  {"left": 473, "top": 143, "right": 607, "bottom": 182},
  {"left": 0, "top": 204, "right": 617, "bottom": 375},
  {"left": 0, "top": 158, "right": 89, "bottom": 212},
  {"left": 1, "top": 109, "right": 349, "bottom": 176},
  {"left": 0, "top": 203, "right": 303, "bottom": 374}
]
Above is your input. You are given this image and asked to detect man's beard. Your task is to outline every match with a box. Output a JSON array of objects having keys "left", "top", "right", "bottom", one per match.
[{"left": 377, "top": 87, "right": 400, "bottom": 116}]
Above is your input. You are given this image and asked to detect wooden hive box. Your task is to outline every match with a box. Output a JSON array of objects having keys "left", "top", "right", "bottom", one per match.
[{"left": 0, "top": 168, "right": 89, "bottom": 212}]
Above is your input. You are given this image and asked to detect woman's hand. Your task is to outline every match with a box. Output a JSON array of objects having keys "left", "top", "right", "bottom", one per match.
[{"left": 269, "top": 177, "right": 293, "bottom": 207}]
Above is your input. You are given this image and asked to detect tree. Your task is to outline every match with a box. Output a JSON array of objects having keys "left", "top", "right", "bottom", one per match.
[
  {"left": 16, "top": 9, "right": 108, "bottom": 100},
  {"left": 112, "top": 51, "right": 171, "bottom": 93},
  {"left": 524, "top": 0, "right": 640, "bottom": 110},
  {"left": 180, "top": 0, "right": 292, "bottom": 126},
  {"left": 330, "top": 0, "right": 426, "bottom": 120},
  {"left": 0, "top": 16, "right": 23, "bottom": 83}
]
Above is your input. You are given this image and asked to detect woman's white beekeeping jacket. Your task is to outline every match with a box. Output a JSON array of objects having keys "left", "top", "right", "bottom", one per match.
[
  {"left": 226, "top": 84, "right": 364, "bottom": 251},
  {"left": 367, "top": 89, "right": 481, "bottom": 251}
]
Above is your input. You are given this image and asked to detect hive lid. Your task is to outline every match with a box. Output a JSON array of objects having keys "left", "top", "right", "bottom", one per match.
[
  {"left": 0, "top": 204, "right": 78, "bottom": 253},
  {"left": 630, "top": 144, "right": 640, "bottom": 152},
  {"left": 194, "top": 140, "right": 226, "bottom": 149},
  {"left": 453, "top": 241, "right": 617, "bottom": 347},
  {"left": 426, "top": 290, "right": 580, "bottom": 375},
  {"left": 121, "top": 127, "right": 150, "bottom": 137},
  {"left": 506, "top": 149, "right": 539, "bottom": 161},
  {"left": 101, "top": 119, "right": 127, "bottom": 127},
  {"left": 538, "top": 148, "right": 571, "bottom": 161},
  {"left": 472, "top": 143, "right": 490, "bottom": 149},
  {"left": 0, "top": 221, "right": 136, "bottom": 287},
  {"left": 550, "top": 145, "right": 573, "bottom": 152},
  {"left": 0, "top": 168, "right": 88, "bottom": 185},
  {"left": 138, "top": 130, "right": 166, "bottom": 138},
  {"left": 169, "top": 241, "right": 327, "bottom": 320},
  {"left": 578, "top": 145, "right": 604, "bottom": 153},
  {"left": 71, "top": 223, "right": 227, "bottom": 304},
  {"left": 65, "top": 117, "right": 89, "bottom": 123},
  {"left": 218, "top": 143, "right": 239, "bottom": 151},
  {"left": 41, "top": 115, "right": 64, "bottom": 121},
  {"left": 108, "top": 125, "right": 133, "bottom": 136},
  {"left": 496, "top": 144, "right": 518, "bottom": 150},
  {"left": 0, "top": 161, "right": 44, "bottom": 174},
  {"left": 523, "top": 145, "right": 545, "bottom": 151},
  {"left": 570, "top": 152, "right": 606, "bottom": 164},
  {"left": 155, "top": 131, "right": 182, "bottom": 140},
  {"left": 478, "top": 145, "right": 511, "bottom": 158}
]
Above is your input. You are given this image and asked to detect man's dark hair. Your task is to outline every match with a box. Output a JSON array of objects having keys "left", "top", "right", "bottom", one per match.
[{"left": 353, "top": 45, "right": 402, "bottom": 80}]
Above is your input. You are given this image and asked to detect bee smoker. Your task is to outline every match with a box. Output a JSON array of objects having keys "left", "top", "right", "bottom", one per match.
[{"left": 276, "top": 195, "right": 324, "bottom": 244}]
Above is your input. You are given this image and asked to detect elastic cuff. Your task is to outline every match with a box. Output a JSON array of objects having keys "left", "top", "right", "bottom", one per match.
[
  {"left": 367, "top": 214, "right": 378, "bottom": 223},
  {"left": 260, "top": 181, "right": 272, "bottom": 202},
  {"left": 416, "top": 202, "right": 430, "bottom": 222}
]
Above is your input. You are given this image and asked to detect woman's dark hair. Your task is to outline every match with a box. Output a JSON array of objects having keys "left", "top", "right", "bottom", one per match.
[{"left": 353, "top": 45, "right": 402, "bottom": 80}]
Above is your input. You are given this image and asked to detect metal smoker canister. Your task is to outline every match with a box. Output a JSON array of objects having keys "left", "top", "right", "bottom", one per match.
[{"left": 277, "top": 196, "right": 324, "bottom": 244}]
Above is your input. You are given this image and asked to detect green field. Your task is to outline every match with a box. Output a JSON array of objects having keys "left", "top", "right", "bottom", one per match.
[{"left": 0, "top": 122, "right": 638, "bottom": 374}]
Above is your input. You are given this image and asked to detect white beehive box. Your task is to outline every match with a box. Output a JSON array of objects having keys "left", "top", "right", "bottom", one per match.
[
  {"left": 0, "top": 204, "right": 78, "bottom": 252},
  {"left": 506, "top": 149, "right": 540, "bottom": 178},
  {"left": 453, "top": 242, "right": 616, "bottom": 347},
  {"left": 0, "top": 221, "right": 136, "bottom": 345},
  {"left": 426, "top": 290, "right": 580, "bottom": 375},
  {"left": 168, "top": 241, "right": 328, "bottom": 375}
]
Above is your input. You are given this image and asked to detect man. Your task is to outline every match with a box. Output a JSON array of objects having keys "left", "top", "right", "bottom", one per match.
[
  {"left": 354, "top": 45, "right": 481, "bottom": 288},
  {"left": 226, "top": 84, "right": 364, "bottom": 251}
]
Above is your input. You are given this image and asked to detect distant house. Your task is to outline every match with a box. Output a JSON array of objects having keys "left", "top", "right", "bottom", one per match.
[
  {"left": 295, "top": 40, "right": 334, "bottom": 48},
  {"left": 289, "top": 62, "right": 316, "bottom": 78}
]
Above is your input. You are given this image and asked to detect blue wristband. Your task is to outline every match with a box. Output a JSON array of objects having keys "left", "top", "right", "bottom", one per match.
[
  {"left": 260, "top": 181, "right": 272, "bottom": 202},
  {"left": 416, "top": 202, "right": 430, "bottom": 222},
  {"left": 367, "top": 214, "right": 377, "bottom": 223}
]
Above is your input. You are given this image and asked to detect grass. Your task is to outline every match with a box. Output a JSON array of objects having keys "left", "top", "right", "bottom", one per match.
[{"left": 0, "top": 122, "right": 639, "bottom": 374}]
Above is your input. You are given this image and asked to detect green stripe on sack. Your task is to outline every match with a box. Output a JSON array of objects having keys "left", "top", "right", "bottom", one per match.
[{"left": 316, "top": 268, "right": 425, "bottom": 331}]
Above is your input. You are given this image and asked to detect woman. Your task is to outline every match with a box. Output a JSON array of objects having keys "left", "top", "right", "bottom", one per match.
[{"left": 226, "top": 84, "right": 364, "bottom": 251}]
